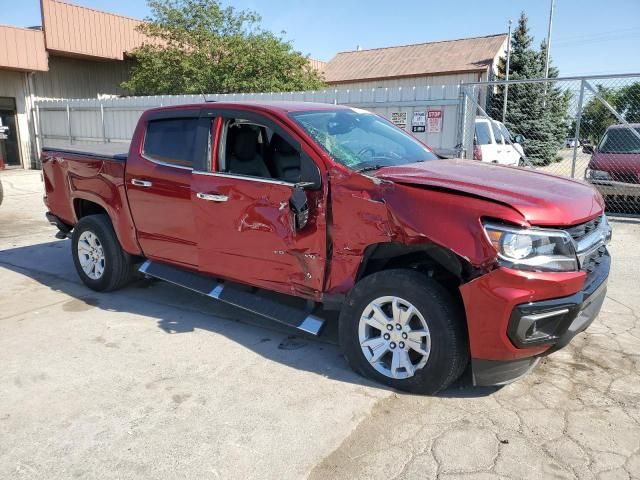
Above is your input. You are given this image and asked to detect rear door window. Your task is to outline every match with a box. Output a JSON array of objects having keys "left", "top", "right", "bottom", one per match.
[
  {"left": 143, "top": 118, "right": 200, "bottom": 167},
  {"left": 475, "top": 122, "right": 493, "bottom": 145},
  {"left": 499, "top": 124, "right": 513, "bottom": 143}
]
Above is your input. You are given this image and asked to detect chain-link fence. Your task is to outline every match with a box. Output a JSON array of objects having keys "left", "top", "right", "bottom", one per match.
[{"left": 459, "top": 74, "right": 640, "bottom": 216}]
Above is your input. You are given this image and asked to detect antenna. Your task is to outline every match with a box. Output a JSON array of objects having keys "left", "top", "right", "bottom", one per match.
[{"left": 198, "top": 85, "right": 216, "bottom": 103}]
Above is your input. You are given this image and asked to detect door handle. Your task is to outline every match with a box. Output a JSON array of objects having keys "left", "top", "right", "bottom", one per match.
[
  {"left": 131, "top": 179, "right": 153, "bottom": 187},
  {"left": 197, "top": 192, "right": 229, "bottom": 202}
]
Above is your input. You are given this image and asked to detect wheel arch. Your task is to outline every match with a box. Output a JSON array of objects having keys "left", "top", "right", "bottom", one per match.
[
  {"left": 71, "top": 193, "right": 142, "bottom": 256},
  {"left": 74, "top": 198, "right": 109, "bottom": 219},
  {"left": 356, "top": 242, "right": 475, "bottom": 286}
]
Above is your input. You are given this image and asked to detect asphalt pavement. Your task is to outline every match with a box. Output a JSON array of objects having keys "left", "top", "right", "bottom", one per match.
[{"left": 1, "top": 169, "right": 639, "bottom": 479}]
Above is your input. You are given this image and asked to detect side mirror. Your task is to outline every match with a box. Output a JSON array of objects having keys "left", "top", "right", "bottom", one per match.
[
  {"left": 299, "top": 152, "right": 322, "bottom": 190},
  {"left": 289, "top": 186, "right": 309, "bottom": 231},
  {"left": 514, "top": 134, "right": 525, "bottom": 144},
  {"left": 582, "top": 145, "right": 594, "bottom": 154}
]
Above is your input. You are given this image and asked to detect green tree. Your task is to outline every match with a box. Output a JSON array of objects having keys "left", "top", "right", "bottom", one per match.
[
  {"left": 617, "top": 82, "right": 640, "bottom": 123},
  {"left": 578, "top": 85, "right": 618, "bottom": 144},
  {"left": 577, "top": 81, "right": 640, "bottom": 144},
  {"left": 488, "top": 13, "right": 570, "bottom": 165},
  {"left": 122, "top": 0, "right": 325, "bottom": 95}
]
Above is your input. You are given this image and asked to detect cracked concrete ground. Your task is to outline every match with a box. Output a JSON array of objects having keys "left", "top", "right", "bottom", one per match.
[{"left": 1, "top": 170, "right": 639, "bottom": 479}]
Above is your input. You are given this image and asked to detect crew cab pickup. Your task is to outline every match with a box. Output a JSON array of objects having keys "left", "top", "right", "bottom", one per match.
[{"left": 42, "top": 102, "right": 612, "bottom": 394}]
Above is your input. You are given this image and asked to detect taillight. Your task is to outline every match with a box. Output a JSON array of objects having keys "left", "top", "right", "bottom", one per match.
[{"left": 473, "top": 145, "right": 482, "bottom": 161}]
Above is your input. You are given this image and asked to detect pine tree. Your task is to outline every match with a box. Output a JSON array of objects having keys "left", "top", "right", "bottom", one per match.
[{"left": 489, "top": 12, "right": 570, "bottom": 165}]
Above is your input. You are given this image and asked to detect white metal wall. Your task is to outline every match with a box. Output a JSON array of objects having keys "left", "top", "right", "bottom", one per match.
[
  {"left": 34, "top": 80, "right": 468, "bottom": 156},
  {"left": 32, "top": 56, "right": 133, "bottom": 99}
]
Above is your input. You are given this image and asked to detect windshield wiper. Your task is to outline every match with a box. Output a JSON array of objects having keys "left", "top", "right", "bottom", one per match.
[{"left": 355, "top": 165, "right": 385, "bottom": 173}]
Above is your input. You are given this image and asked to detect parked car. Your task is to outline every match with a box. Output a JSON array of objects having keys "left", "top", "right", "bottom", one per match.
[
  {"left": 42, "top": 102, "right": 611, "bottom": 394},
  {"left": 474, "top": 117, "right": 525, "bottom": 166},
  {"left": 565, "top": 138, "right": 580, "bottom": 148},
  {"left": 585, "top": 124, "right": 640, "bottom": 202}
]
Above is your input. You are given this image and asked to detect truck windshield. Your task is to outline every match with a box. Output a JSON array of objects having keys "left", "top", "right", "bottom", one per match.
[
  {"left": 289, "top": 109, "right": 438, "bottom": 171},
  {"left": 598, "top": 127, "right": 640, "bottom": 154}
]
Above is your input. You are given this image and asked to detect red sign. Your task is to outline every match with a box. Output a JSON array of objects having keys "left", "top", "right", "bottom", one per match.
[{"left": 427, "top": 110, "right": 443, "bottom": 133}]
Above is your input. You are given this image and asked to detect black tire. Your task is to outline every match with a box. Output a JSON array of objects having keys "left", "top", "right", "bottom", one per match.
[
  {"left": 71, "top": 214, "right": 135, "bottom": 292},
  {"left": 339, "top": 269, "right": 469, "bottom": 395}
]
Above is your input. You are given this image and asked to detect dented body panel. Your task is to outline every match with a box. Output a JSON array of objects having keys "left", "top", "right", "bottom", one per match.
[
  {"left": 191, "top": 172, "right": 327, "bottom": 298},
  {"left": 42, "top": 101, "right": 608, "bottom": 381}
]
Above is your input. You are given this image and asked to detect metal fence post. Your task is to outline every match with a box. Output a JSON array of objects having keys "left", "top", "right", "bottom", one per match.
[
  {"left": 571, "top": 79, "right": 586, "bottom": 178},
  {"left": 100, "top": 103, "right": 107, "bottom": 143},
  {"left": 34, "top": 104, "right": 42, "bottom": 157},
  {"left": 66, "top": 103, "right": 72, "bottom": 144}
]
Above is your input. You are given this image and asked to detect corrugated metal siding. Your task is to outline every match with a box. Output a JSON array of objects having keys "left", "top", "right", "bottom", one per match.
[
  {"left": 34, "top": 78, "right": 471, "bottom": 156},
  {"left": 0, "top": 70, "right": 33, "bottom": 167},
  {"left": 32, "top": 56, "right": 133, "bottom": 99},
  {"left": 41, "top": 0, "right": 148, "bottom": 60},
  {"left": 326, "top": 73, "right": 482, "bottom": 92},
  {"left": 0, "top": 26, "right": 48, "bottom": 72},
  {"left": 314, "top": 73, "right": 481, "bottom": 153}
]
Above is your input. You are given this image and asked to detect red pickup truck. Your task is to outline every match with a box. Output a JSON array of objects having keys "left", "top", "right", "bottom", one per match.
[{"left": 42, "top": 102, "right": 612, "bottom": 394}]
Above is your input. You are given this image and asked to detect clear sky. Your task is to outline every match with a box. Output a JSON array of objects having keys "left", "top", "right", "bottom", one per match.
[{"left": 2, "top": 0, "right": 639, "bottom": 76}]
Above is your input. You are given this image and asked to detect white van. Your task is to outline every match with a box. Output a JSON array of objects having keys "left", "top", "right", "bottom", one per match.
[{"left": 474, "top": 117, "right": 525, "bottom": 166}]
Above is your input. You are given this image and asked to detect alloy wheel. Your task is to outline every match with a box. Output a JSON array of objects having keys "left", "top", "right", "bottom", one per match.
[{"left": 358, "top": 296, "right": 431, "bottom": 379}]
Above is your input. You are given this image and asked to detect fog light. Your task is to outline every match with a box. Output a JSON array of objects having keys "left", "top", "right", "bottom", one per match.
[{"left": 511, "top": 308, "right": 570, "bottom": 346}]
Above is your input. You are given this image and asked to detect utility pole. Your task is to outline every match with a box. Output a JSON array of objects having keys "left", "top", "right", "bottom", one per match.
[
  {"left": 544, "top": 0, "right": 555, "bottom": 80},
  {"left": 502, "top": 20, "right": 512, "bottom": 123},
  {"left": 543, "top": 0, "right": 555, "bottom": 106}
]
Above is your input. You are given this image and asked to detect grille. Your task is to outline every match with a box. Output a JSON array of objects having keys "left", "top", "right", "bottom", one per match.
[
  {"left": 580, "top": 245, "right": 608, "bottom": 273},
  {"left": 610, "top": 171, "right": 640, "bottom": 184},
  {"left": 564, "top": 216, "right": 603, "bottom": 242}
]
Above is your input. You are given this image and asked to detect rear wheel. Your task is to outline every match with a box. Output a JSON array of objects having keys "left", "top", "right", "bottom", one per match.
[
  {"left": 339, "top": 269, "right": 469, "bottom": 394},
  {"left": 71, "top": 214, "right": 135, "bottom": 292}
]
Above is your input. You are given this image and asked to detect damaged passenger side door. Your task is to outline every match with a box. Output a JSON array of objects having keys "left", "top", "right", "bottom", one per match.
[{"left": 191, "top": 109, "right": 327, "bottom": 298}]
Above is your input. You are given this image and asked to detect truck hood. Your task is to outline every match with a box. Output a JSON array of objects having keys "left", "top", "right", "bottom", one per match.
[
  {"left": 374, "top": 159, "right": 604, "bottom": 226},
  {"left": 589, "top": 152, "right": 640, "bottom": 174}
]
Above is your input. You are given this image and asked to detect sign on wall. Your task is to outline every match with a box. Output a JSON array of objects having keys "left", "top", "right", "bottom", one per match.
[
  {"left": 427, "top": 110, "right": 443, "bottom": 133},
  {"left": 411, "top": 111, "right": 426, "bottom": 133},
  {"left": 391, "top": 112, "right": 407, "bottom": 128}
]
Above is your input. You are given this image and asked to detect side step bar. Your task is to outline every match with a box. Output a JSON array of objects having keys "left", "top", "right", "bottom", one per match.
[{"left": 138, "top": 260, "right": 325, "bottom": 336}]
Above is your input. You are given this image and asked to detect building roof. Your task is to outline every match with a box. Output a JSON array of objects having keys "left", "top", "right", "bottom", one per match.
[
  {"left": 323, "top": 34, "right": 508, "bottom": 84},
  {"left": 0, "top": 25, "right": 48, "bottom": 72},
  {"left": 41, "top": 0, "right": 148, "bottom": 60},
  {"left": 307, "top": 58, "right": 327, "bottom": 73}
]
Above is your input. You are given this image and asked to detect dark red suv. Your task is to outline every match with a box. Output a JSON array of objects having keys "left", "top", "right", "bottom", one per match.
[{"left": 585, "top": 124, "right": 640, "bottom": 203}]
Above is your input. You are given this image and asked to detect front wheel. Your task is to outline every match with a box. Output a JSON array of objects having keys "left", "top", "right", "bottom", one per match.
[
  {"left": 339, "top": 269, "right": 469, "bottom": 394},
  {"left": 71, "top": 214, "right": 135, "bottom": 292}
]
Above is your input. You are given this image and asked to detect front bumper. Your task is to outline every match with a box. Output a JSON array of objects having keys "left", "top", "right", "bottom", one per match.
[
  {"left": 589, "top": 180, "right": 640, "bottom": 198},
  {"left": 461, "top": 253, "right": 610, "bottom": 386}
]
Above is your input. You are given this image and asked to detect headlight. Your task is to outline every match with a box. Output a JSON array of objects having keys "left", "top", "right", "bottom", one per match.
[
  {"left": 483, "top": 222, "right": 577, "bottom": 272},
  {"left": 585, "top": 168, "right": 610, "bottom": 181}
]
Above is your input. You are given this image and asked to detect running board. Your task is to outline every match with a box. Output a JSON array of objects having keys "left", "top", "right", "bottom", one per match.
[{"left": 138, "top": 260, "right": 325, "bottom": 336}]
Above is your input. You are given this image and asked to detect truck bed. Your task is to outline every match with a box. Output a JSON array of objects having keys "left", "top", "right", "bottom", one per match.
[{"left": 42, "top": 142, "right": 130, "bottom": 161}]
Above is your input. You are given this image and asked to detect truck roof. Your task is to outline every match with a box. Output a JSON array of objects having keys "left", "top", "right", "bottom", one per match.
[
  {"left": 606, "top": 123, "right": 640, "bottom": 130},
  {"left": 145, "top": 101, "right": 353, "bottom": 114}
]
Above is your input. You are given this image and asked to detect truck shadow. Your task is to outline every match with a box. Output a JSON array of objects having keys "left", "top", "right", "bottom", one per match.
[{"left": 0, "top": 239, "right": 499, "bottom": 399}]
